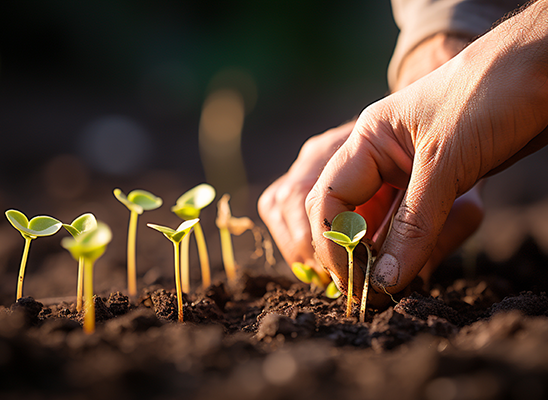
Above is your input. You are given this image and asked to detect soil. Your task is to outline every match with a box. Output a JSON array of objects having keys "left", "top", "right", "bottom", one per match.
[
  {"left": 2, "top": 175, "right": 548, "bottom": 400},
  {"left": 2, "top": 236, "right": 548, "bottom": 400}
]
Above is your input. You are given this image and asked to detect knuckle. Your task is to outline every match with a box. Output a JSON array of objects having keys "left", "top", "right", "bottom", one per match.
[{"left": 392, "top": 204, "right": 432, "bottom": 240}]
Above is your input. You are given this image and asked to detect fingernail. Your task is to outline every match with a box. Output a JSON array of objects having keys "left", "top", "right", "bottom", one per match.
[{"left": 373, "top": 254, "right": 400, "bottom": 287}]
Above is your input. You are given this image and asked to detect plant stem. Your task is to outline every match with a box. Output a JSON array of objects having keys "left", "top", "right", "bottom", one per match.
[
  {"left": 127, "top": 210, "right": 139, "bottom": 297},
  {"left": 76, "top": 256, "right": 84, "bottom": 312},
  {"left": 16, "top": 236, "right": 33, "bottom": 301},
  {"left": 83, "top": 259, "right": 95, "bottom": 334},
  {"left": 220, "top": 227, "right": 236, "bottom": 284},
  {"left": 173, "top": 241, "right": 184, "bottom": 322},
  {"left": 180, "top": 233, "right": 190, "bottom": 294},
  {"left": 346, "top": 248, "right": 354, "bottom": 318},
  {"left": 359, "top": 244, "right": 373, "bottom": 323},
  {"left": 194, "top": 222, "right": 211, "bottom": 289}
]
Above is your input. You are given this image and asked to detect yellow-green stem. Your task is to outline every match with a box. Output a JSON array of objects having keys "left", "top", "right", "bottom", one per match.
[
  {"left": 127, "top": 211, "right": 139, "bottom": 297},
  {"left": 76, "top": 256, "right": 84, "bottom": 312},
  {"left": 16, "top": 236, "right": 33, "bottom": 301},
  {"left": 180, "top": 233, "right": 190, "bottom": 294},
  {"left": 173, "top": 241, "right": 184, "bottom": 322},
  {"left": 359, "top": 245, "right": 373, "bottom": 323},
  {"left": 194, "top": 222, "right": 211, "bottom": 289},
  {"left": 220, "top": 227, "right": 236, "bottom": 284},
  {"left": 346, "top": 248, "right": 354, "bottom": 318},
  {"left": 83, "top": 258, "right": 95, "bottom": 334}
]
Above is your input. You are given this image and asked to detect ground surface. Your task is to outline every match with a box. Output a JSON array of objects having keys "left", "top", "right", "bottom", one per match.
[{"left": 2, "top": 236, "right": 548, "bottom": 400}]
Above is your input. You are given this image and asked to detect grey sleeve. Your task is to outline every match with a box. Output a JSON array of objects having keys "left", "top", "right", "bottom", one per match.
[{"left": 388, "top": 0, "right": 521, "bottom": 89}]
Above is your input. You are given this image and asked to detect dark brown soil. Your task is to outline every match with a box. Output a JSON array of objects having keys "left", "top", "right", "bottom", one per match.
[{"left": 3, "top": 240, "right": 548, "bottom": 400}]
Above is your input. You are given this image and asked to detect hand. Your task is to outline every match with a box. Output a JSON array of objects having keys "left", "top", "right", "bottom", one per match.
[
  {"left": 259, "top": 34, "right": 480, "bottom": 286},
  {"left": 258, "top": 121, "right": 353, "bottom": 284},
  {"left": 306, "top": 0, "right": 548, "bottom": 307}
]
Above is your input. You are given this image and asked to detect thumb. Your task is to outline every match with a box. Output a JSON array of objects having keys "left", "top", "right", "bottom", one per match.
[{"left": 370, "top": 154, "right": 456, "bottom": 294}]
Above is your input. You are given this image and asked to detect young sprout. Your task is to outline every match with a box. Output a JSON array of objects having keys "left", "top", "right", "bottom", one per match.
[
  {"left": 171, "top": 183, "right": 216, "bottom": 291},
  {"left": 61, "top": 222, "right": 112, "bottom": 334},
  {"left": 291, "top": 262, "right": 326, "bottom": 289},
  {"left": 323, "top": 211, "right": 367, "bottom": 320},
  {"left": 5, "top": 210, "right": 62, "bottom": 301},
  {"left": 325, "top": 281, "right": 342, "bottom": 299},
  {"left": 215, "top": 194, "right": 254, "bottom": 285},
  {"left": 62, "top": 213, "right": 98, "bottom": 312},
  {"left": 147, "top": 219, "right": 199, "bottom": 322},
  {"left": 113, "top": 188, "right": 163, "bottom": 297}
]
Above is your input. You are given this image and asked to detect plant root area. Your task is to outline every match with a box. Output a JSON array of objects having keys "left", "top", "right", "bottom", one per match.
[{"left": 3, "top": 239, "right": 548, "bottom": 400}]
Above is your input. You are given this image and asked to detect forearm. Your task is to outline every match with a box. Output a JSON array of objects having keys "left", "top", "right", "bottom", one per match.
[{"left": 389, "top": 0, "right": 521, "bottom": 90}]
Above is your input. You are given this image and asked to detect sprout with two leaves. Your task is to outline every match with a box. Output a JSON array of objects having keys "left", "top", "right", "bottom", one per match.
[
  {"left": 148, "top": 219, "right": 199, "bottom": 322},
  {"left": 323, "top": 211, "right": 372, "bottom": 322},
  {"left": 5, "top": 210, "right": 62, "bottom": 301},
  {"left": 291, "top": 262, "right": 341, "bottom": 298},
  {"left": 62, "top": 213, "right": 98, "bottom": 312},
  {"left": 172, "top": 184, "right": 215, "bottom": 291},
  {"left": 61, "top": 222, "right": 112, "bottom": 334},
  {"left": 114, "top": 188, "right": 163, "bottom": 297}
]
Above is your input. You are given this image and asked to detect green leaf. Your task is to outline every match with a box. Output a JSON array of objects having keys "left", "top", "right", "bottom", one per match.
[
  {"left": 323, "top": 231, "right": 352, "bottom": 246},
  {"left": 113, "top": 188, "right": 144, "bottom": 214},
  {"left": 127, "top": 190, "right": 163, "bottom": 211},
  {"left": 172, "top": 183, "right": 216, "bottom": 219},
  {"left": 147, "top": 218, "right": 200, "bottom": 244},
  {"left": 61, "top": 222, "right": 112, "bottom": 262},
  {"left": 63, "top": 213, "right": 98, "bottom": 238},
  {"left": 6, "top": 210, "right": 62, "bottom": 238},
  {"left": 147, "top": 223, "right": 177, "bottom": 238},
  {"left": 291, "top": 262, "right": 316, "bottom": 284},
  {"left": 331, "top": 211, "right": 367, "bottom": 243},
  {"left": 6, "top": 210, "right": 30, "bottom": 231},
  {"left": 325, "top": 281, "right": 342, "bottom": 299}
]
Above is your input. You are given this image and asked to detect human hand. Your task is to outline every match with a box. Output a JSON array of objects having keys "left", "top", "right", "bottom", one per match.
[
  {"left": 259, "top": 34, "right": 479, "bottom": 287},
  {"left": 306, "top": 0, "right": 548, "bottom": 307},
  {"left": 258, "top": 121, "right": 354, "bottom": 284}
]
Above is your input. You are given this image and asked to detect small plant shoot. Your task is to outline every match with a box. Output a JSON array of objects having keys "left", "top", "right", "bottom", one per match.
[
  {"left": 291, "top": 262, "right": 326, "bottom": 289},
  {"left": 61, "top": 222, "right": 112, "bottom": 334},
  {"left": 172, "top": 183, "right": 216, "bottom": 291},
  {"left": 5, "top": 209, "right": 62, "bottom": 301},
  {"left": 114, "top": 188, "right": 163, "bottom": 297},
  {"left": 216, "top": 194, "right": 255, "bottom": 285},
  {"left": 62, "top": 213, "right": 98, "bottom": 312},
  {"left": 323, "top": 211, "right": 367, "bottom": 320},
  {"left": 148, "top": 219, "right": 199, "bottom": 322},
  {"left": 325, "top": 281, "right": 342, "bottom": 299}
]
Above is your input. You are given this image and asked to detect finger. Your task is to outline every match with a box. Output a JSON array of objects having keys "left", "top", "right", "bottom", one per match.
[
  {"left": 259, "top": 177, "right": 320, "bottom": 272},
  {"left": 371, "top": 146, "right": 456, "bottom": 295},
  {"left": 305, "top": 131, "right": 385, "bottom": 297}
]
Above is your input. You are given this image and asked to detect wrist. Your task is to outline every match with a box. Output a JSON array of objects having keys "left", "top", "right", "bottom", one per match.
[{"left": 393, "top": 33, "right": 470, "bottom": 92}]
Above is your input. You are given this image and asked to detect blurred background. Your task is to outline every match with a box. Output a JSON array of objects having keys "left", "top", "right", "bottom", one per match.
[{"left": 1, "top": 0, "right": 547, "bottom": 305}]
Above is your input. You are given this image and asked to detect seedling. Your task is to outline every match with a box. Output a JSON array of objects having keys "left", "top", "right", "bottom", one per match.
[
  {"left": 62, "top": 213, "right": 98, "bottom": 312},
  {"left": 291, "top": 262, "right": 326, "bottom": 289},
  {"left": 147, "top": 219, "right": 199, "bottom": 322},
  {"left": 323, "top": 211, "right": 369, "bottom": 321},
  {"left": 5, "top": 209, "right": 62, "bottom": 301},
  {"left": 61, "top": 222, "right": 112, "bottom": 334},
  {"left": 325, "top": 281, "right": 342, "bottom": 299},
  {"left": 171, "top": 183, "right": 216, "bottom": 291},
  {"left": 215, "top": 194, "right": 255, "bottom": 285},
  {"left": 114, "top": 188, "right": 163, "bottom": 297}
]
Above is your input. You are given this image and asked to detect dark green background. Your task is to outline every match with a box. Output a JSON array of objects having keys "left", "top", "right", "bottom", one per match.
[{"left": 0, "top": 1, "right": 398, "bottom": 186}]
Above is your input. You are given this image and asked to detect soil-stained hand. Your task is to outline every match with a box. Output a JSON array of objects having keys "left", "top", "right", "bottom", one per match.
[
  {"left": 258, "top": 121, "right": 354, "bottom": 283},
  {"left": 306, "top": 1, "right": 548, "bottom": 307}
]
